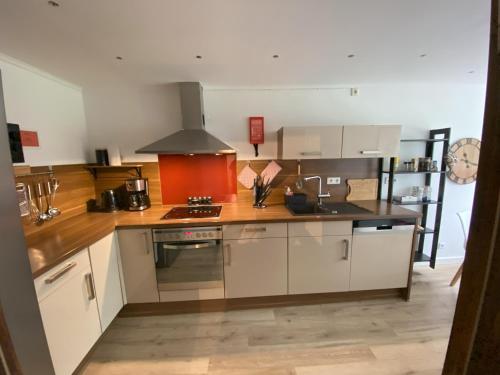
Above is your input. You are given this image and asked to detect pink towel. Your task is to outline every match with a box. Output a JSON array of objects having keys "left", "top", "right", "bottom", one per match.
[
  {"left": 261, "top": 161, "right": 282, "bottom": 184},
  {"left": 237, "top": 164, "right": 258, "bottom": 189}
]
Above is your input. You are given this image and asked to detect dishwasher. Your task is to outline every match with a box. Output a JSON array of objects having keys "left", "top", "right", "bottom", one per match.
[{"left": 350, "top": 219, "right": 416, "bottom": 291}]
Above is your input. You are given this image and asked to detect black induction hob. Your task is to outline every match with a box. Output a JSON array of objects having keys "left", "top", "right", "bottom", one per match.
[{"left": 162, "top": 205, "right": 222, "bottom": 219}]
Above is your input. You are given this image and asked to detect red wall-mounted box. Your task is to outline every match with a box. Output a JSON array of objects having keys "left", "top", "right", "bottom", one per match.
[{"left": 20, "top": 130, "right": 39, "bottom": 147}]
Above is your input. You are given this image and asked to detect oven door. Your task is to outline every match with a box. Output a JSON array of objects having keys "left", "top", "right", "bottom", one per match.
[{"left": 155, "top": 239, "right": 224, "bottom": 293}]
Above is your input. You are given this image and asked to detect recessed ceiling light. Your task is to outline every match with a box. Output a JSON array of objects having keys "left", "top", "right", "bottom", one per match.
[
  {"left": 196, "top": 55, "right": 203, "bottom": 59},
  {"left": 420, "top": 54, "right": 427, "bottom": 58},
  {"left": 273, "top": 54, "right": 280, "bottom": 59},
  {"left": 115, "top": 56, "right": 123, "bottom": 60},
  {"left": 48, "top": 0, "right": 60, "bottom": 7},
  {"left": 347, "top": 54, "right": 355, "bottom": 58}
]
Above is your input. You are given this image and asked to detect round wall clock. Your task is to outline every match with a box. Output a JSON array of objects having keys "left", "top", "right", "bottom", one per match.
[{"left": 446, "top": 138, "right": 481, "bottom": 184}]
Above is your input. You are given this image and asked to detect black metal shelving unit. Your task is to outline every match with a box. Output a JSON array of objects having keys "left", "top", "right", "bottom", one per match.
[{"left": 378, "top": 128, "right": 451, "bottom": 268}]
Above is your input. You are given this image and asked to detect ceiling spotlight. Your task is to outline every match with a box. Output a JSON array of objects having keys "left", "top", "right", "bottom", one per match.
[
  {"left": 196, "top": 55, "right": 203, "bottom": 59},
  {"left": 48, "top": 0, "right": 60, "bottom": 7},
  {"left": 420, "top": 54, "right": 427, "bottom": 58},
  {"left": 347, "top": 54, "right": 355, "bottom": 58},
  {"left": 273, "top": 54, "right": 280, "bottom": 59},
  {"left": 115, "top": 56, "right": 123, "bottom": 60}
]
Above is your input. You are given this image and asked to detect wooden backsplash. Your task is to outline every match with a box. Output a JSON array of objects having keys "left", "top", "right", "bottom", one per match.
[
  {"left": 235, "top": 159, "right": 379, "bottom": 205},
  {"left": 15, "top": 164, "right": 95, "bottom": 236},
  {"left": 16, "top": 158, "right": 377, "bottom": 235}
]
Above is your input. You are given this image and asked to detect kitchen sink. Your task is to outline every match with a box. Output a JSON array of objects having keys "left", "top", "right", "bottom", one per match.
[{"left": 286, "top": 202, "right": 373, "bottom": 216}]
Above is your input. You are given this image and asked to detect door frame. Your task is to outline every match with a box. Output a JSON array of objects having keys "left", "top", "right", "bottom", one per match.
[{"left": 442, "top": 0, "right": 500, "bottom": 373}]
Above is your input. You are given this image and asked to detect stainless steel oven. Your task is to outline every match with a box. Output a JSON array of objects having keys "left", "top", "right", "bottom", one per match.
[{"left": 152, "top": 226, "right": 224, "bottom": 301}]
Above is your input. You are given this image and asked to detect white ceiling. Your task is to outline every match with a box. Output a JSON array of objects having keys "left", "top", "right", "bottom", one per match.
[{"left": 0, "top": 0, "right": 491, "bottom": 87}]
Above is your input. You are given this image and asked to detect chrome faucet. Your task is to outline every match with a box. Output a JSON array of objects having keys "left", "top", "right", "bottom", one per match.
[{"left": 304, "top": 176, "right": 331, "bottom": 205}]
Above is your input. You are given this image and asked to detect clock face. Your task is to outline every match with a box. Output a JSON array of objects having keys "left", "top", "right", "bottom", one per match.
[{"left": 446, "top": 138, "right": 481, "bottom": 184}]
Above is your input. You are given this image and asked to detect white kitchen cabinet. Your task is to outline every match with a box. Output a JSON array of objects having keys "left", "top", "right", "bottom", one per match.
[
  {"left": 222, "top": 223, "right": 287, "bottom": 240},
  {"left": 341, "top": 125, "right": 401, "bottom": 158},
  {"left": 288, "top": 221, "right": 352, "bottom": 237},
  {"left": 223, "top": 237, "right": 287, "bottom": 298},
  {"left": 88, "top": 232, "right": 124, "bottom": 331},
  {"left": 288, "top": 234, "right": 352, "bottom": 294},
  {"left": 350, "top": 225, "right": 414, "bottom": 290},
  {"left": 277, "top": 126, "right": 343, "bottom": 159},
  {"left": 35, "top": 250, "right": 101, "bottom": 375},
  {"left": 117, "top": 229, "right": 159, "bottom": 303}
]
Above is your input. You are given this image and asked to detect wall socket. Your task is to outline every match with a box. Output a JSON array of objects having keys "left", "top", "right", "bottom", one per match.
[{"left": 327, "top": 177, "right": 341, "bottom": 185}]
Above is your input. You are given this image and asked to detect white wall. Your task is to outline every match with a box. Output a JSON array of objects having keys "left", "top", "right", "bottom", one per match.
[
  {"left": 83, "top": 83, "right": 182, "bottom": 163},
  {"left": 203, "top": 84, "right": 486, "bottom": 259},
  {"left": 0, "top": 55, "right": 88, "bottom": 166}
]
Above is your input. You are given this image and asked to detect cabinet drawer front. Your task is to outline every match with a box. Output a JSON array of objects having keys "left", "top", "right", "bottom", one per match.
[
  {"left": 159, "top": 288, "right": 224, "bottom": 302},
  {"left": 288, "top": 221, "right": 352, "bottom": 237},
  {"left": 223, "top": 223, "right": 287, "bottom": 239},
  {"left": 35, "top": 249, "right": 91, "bottom": 302}
]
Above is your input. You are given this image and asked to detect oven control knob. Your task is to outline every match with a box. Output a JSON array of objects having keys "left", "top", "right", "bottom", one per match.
[
  {"left": 202, "top": 232, "right": 207, "bottom": 238},
  {"left": 196, "top": 233, "right": 200, "bottom": 238},
  {"left": 208, "top": 232, "right": 213, "bottom": 238}
]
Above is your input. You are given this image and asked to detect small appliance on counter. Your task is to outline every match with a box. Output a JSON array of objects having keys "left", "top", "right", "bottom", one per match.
[
  {"left": 125, "top": 178, "right": 151, "bottom": 211},
  {"left": 95, "top": 149, "right": 109, "bottom": 165},
  {"left": 101, "top": 189, "right": 120, "bottom": 212},
  {"left": 87, "top": 189, "right": 120, "bottom": 212}
]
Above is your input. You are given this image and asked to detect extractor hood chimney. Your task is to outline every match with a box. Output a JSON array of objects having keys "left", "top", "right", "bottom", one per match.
[{"left": 135, "top": 82, "right": 235, "bottom": 155}]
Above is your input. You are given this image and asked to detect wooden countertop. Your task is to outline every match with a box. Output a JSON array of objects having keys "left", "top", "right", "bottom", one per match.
[{"left": 26, "top": 201, "right": 420, "bottom": 279}]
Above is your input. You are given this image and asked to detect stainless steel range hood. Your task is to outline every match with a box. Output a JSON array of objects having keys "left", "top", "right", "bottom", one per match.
[{"left": 136, "top": 82, "right": 235, "bottom": 155}]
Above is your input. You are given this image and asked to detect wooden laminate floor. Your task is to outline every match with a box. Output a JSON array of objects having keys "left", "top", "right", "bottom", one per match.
[{"left": 79, "top": 262, "right": 461, "bottom": 375}]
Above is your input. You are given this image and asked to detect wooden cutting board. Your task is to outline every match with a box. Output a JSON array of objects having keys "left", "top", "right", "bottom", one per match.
[{"left": 346, "top": 178, "right": 379, "bottom": 201}]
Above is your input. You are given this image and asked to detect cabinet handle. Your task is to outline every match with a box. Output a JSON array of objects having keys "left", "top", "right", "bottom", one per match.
[
  {"left": 224, "top": 243, "right": 232, "bottom": 266},
  {"left": 44, "top": 262, "right": 77, "bottom": 284},
  {"left": 300, "top": 151, "right": 322, "bottom": 156},
  {"left": 360, "top": 150, "right": 381, "bottom": 155},
  {"left": 142, "top": 231, "right": 150, "bottom": 254},
  {"left": 84, "top": 273, "right": 96, "bottom": 301},
  {"left": 244, "top": 227, "right": 266, "bottom": 233},
  {"left": 342, "top": 239, "right": 350, "bottom": 260}
]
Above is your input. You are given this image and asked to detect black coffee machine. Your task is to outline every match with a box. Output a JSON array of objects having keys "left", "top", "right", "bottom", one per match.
[{"left": 125, "top": 178, "right": 151, "bottom": 211}]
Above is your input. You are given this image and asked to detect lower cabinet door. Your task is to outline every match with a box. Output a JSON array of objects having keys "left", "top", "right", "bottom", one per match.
[
  {"left": 288, "top": 235, "right": 352, "bottom": 294},
  {"left": 224, "top": 238, "right": 287, "bottom": 298},
  {"left": 38, "top": 263, "right": 101, "bottom": 375},
  {"left": 117, "top": 229, "right": 159, "bottom": 303},
  {"left": 89, "top": 232, "right": 124, "bottom": 331}
]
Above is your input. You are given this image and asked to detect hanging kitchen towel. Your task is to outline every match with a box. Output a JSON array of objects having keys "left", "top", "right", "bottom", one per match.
[
  {"left": 237, "top": 164, "right": 258, "bottom": 189},
  {"left": 261, "top": 160, "right": 282, "bottom": 184}
]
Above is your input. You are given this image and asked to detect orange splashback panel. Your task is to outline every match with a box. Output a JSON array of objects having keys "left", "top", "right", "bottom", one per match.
[{"left": 158, "top": 154, "right": 237, "bottom": 204}]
